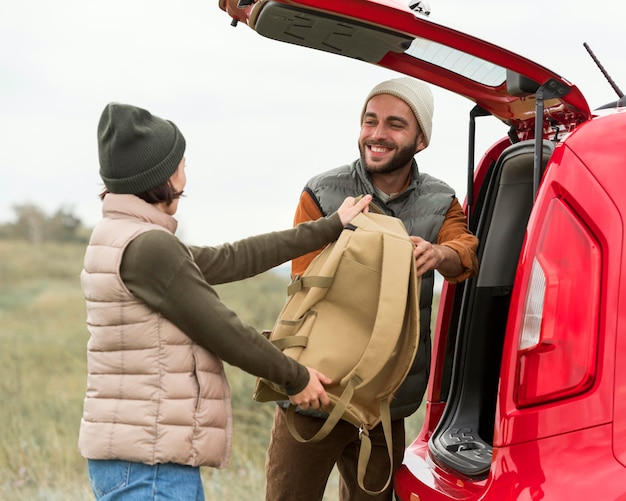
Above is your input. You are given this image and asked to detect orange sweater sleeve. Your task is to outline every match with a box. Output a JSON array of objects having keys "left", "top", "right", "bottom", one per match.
[
  {"left": 291, "top": 190, "right": 325, "bottom": 277},
  {"left": 437, "top": 198, "right": 479, "bottom": 283}
]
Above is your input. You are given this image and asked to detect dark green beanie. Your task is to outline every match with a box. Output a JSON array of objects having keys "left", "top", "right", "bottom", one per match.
[{"left": 97, "top": 103, "right": 186, "bottom": 194}]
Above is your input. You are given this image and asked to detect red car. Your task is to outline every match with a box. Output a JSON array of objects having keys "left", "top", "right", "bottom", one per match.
[{"left": 218, "top": 1, "right": 626, "bottom": 498}]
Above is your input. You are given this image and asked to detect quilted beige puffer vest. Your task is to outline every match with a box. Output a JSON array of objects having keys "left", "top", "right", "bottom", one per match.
[{"left": 78, "top": 194, "right": 232, "bottom": 468}]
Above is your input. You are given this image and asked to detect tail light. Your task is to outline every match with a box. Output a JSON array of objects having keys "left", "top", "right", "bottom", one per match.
[{"left": 515, "top": 199, "right": 600, "bottom": 407}]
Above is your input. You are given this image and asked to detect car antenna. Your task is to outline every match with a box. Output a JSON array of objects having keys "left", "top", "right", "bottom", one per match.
[{"left": 583, "top": 42, "right": 624, "bottom": 99}]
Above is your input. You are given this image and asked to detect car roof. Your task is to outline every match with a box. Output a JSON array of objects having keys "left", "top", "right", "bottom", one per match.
[{"left": 220, "top": 0, "right": 592, "bottom": 138}]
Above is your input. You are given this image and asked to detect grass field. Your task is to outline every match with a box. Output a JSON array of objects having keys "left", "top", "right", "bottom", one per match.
[{"left": 0, "top": 240, "right": 425, "bottom": 500}]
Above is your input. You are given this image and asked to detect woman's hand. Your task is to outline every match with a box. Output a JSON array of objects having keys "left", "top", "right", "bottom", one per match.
[
  {"left": 337, "top": 195, "right": 372, "bottom": 226},
  {"left": 288, "top": 367, "right": 332, "bottom": 410}
]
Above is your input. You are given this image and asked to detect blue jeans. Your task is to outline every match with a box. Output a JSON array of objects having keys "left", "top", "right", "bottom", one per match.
[{"left": 88, "top": 460, "right": 205, "bottom": 500}]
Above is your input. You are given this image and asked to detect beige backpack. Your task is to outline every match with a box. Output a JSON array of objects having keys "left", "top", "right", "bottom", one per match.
[{"left": 254, "top": 210, "right": 420, "bottom": 494}]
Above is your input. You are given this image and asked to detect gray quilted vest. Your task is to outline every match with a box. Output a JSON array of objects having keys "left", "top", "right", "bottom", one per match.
[{"left": 305, "top": 159, "right": 455, "bottom": 419}]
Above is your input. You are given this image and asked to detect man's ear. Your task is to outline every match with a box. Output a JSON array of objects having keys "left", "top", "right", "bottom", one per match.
[{"left": 415, "top": 132, "right": 427, "bottom": 154}]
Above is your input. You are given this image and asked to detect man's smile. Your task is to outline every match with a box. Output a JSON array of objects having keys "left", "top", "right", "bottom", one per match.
[{"left": 369, "top": 145, "right": 392, "bottom": 153}]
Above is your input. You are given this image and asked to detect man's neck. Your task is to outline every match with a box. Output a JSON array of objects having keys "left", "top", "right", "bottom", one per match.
[{"left": 370, "top": 165, "right": 412, "bottom": 199}]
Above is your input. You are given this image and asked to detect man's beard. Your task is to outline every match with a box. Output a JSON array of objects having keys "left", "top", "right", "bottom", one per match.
[{"left": 359, "top": 140, "right": 417, "bottom": 174}]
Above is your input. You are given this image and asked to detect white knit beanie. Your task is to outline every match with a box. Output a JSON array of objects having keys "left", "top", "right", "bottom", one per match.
[{"left": 361, "top": 77, "right": 434, "bottom": 147}]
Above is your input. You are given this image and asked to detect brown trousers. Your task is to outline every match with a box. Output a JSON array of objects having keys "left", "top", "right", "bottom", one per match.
[{"left": 265, "top": 406, "right": 405, "bottom": 501}]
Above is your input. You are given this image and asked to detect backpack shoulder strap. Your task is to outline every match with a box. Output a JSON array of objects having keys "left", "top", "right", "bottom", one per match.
[
  {"left": 340, "top": 216, "right": 415, "bottom": 391},
  {"left": 285, "top": 394, "right": 395, "bottom": 495}
]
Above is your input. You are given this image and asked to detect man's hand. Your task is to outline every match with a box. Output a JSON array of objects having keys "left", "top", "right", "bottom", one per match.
[
  {"left": 410, "top": 235, "right": 463, "bottom": 278},
  {"left": 288, "top": 367, "right": 332, "bottom": 410}
]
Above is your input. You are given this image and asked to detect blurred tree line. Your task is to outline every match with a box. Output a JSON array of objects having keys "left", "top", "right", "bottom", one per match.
[{"left": 0, "top": 204, "right": 90, "bottom": 244}]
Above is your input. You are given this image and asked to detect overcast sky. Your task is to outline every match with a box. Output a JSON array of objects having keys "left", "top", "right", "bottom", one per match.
[{"left": 1, "top": 0, "right": 623, "bottom": 244}]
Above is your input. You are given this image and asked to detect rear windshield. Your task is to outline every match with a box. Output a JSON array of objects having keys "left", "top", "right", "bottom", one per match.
[{"left": 404, "top": 37, "right": 506, "bottom": 86}]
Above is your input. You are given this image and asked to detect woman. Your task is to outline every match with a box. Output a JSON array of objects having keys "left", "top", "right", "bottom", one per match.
[{"left": 78, "top": 102, "right": 371, "bottom": 500}]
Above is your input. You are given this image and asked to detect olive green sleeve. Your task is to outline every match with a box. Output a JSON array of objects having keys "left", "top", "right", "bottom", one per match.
[
  {"left": 121, "top": 230, "right": 310, "bottom": 394},
  {"left": 188, "top": 212, "right": 344, "bottom": 284}
]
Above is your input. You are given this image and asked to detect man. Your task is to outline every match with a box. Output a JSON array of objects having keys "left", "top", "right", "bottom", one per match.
[{"left": 264, "top": 77, "right": 479, "bottom": 501}]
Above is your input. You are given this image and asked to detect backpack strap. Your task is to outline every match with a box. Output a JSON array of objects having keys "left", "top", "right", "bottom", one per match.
[
  {"left": 340, "top": 223, "right": 413, "bottom": 394},
  {"left": 287, "top": 276, "right": 333, "bottom": 295},
  {"left": 285, "top": 394, "right": 395, "bottom": 495},
  {"left": 357, "top": 400, "right": 394, "bottom": 494}
]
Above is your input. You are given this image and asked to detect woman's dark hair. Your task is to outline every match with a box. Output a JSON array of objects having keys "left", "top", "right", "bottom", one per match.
[{"left": 99, "top": 180, "right": 184, "bottom": 205}]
